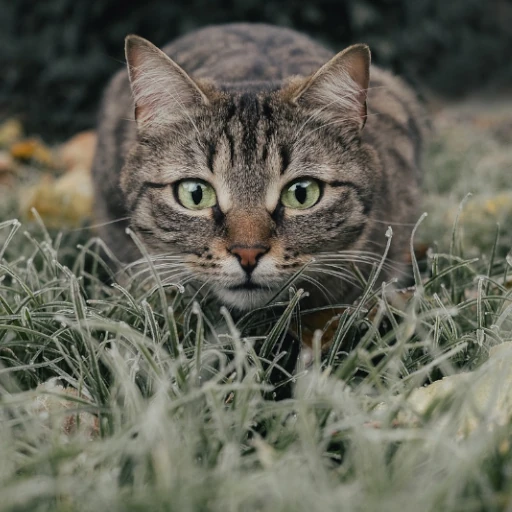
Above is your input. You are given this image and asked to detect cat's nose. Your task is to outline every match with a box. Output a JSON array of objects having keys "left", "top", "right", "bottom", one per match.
[{"left": 229, "top": 245, "right": 269, "bottom": 273}]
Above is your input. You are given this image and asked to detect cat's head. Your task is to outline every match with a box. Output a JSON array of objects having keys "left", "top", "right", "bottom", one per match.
[{"left": 121, "top": 35, "right": 377, "bottom": 311}]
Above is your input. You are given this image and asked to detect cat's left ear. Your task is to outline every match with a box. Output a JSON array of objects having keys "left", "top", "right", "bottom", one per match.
[
  {"left": 288, "top": 44, "right": 370, "bottom": 131},
  {"left": 125, "top": 35, "right": 211, "bottom": 129}
]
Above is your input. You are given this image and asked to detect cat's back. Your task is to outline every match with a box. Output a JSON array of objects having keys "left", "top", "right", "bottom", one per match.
[{"left": 163, "top": 23, "right": 333, "bottom": 82}]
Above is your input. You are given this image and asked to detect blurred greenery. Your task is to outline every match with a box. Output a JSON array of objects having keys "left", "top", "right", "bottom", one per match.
[{"left": 1, "top": 0, "right": 511, "bottom": 140}]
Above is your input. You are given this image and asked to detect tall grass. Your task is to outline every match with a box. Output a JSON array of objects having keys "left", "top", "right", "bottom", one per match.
[
  {"left": 2, "top": 105, "right": 512, "bottom": 511},
  {"left": 1, "top": 202, "right": 512, "bottom": 511}
]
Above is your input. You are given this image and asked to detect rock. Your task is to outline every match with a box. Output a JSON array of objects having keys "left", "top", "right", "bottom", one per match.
[
  {"left": 375, "top": 342, "right": 512, "bottom": 438},
  {"left": 29, "top": 378, "right": 99, "bottom": 440},
  {"left": 20, "top": 166, "right": 93, "bottom": 227},
  {"left": 16, "top": 130, "right": 99, "bottom": 226}
]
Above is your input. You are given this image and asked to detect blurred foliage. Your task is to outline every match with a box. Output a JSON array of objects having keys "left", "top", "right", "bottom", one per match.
[{"left": 1, "top": 0, "right": 511, "bottom": 140}]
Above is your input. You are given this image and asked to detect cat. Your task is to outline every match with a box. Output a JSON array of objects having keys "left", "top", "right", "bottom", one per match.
[{"left": 91, "top": 23, "right": 427, "bottom": 313}]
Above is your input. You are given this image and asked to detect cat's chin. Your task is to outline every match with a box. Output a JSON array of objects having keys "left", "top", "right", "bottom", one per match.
[{"left": 215, "top": 287, "right": 277, "bottom": 312}]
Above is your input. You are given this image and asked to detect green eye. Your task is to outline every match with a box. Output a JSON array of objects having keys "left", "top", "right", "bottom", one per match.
[
  {"left": 280, "top": 179, "right": 321, "bottom": 210},
  {"left": 176, "top": 180, "right": 217, "bottom": 210}
]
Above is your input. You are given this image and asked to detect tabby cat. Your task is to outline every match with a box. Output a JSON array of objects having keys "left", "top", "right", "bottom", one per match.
[{"left": 92, "top": 23, "right": 427, "bottom": 312}]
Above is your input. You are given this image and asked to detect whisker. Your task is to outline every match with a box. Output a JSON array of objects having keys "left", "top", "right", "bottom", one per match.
[
  {"left": 314, "top": 251, "right": 401, "bottom": 266},
  {"left": 315, "top": 249, "right": 405, "bottom": 264},
  {"left": 70, "top": 216, "right": 131, "bottom": 233},
  {"left": 143, "top": 275, "right": 193, "bottom": 300},
  {"left": 127, "top": 263, "right": 186, "bottom": 284},
  {"left": 135, "top": 271, "right": 188, "bottom": 293},
  {"left": 321, "top": 262, "right": 403, "bottom": 280},
  {"left": 128, "top": 262, "right": 188, "bottom": 288},
  {"left": 307, "top": 266, "right": 361, "bottom": 288},
  {"left": 370, "top": 218, "right": 418, "bottom": 227},
  {"left": 124, "top": 255, "right": 185, "bottom": 274},
  {"left": 161, "top": 273, "right": 194, "bottom": 288},
  {"left": 314, "top": 256, "right": 402, "bottom": 273}
]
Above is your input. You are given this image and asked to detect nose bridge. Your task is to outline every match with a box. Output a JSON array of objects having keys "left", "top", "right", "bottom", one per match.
[{"left": 226, "top": 209, "right": 273, "bottom": 247}]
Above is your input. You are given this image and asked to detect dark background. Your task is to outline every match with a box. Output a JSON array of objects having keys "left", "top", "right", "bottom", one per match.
[{"left": 1, "top": 0, "right": 511, "bottom": 141}]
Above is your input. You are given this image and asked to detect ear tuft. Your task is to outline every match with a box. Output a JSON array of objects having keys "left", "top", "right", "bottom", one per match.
[
  {"left": 125, "top": 35, "right": 209, "bottom": 129},
  {"left": 290, "top": 44, "right": 371, "bottom": 131}
]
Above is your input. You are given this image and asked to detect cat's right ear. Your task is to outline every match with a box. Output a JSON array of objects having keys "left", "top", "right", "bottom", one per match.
[
  {"left": 125, "top": 35, "right": 210, "bottom": 129},
  {"left": 285, "top": 44, "right": 371, "bottom": 132}
]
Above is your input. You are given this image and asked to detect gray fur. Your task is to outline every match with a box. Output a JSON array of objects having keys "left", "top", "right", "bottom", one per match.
[{"left": 92, "top": 23, "right": 428, "bottom": 311}]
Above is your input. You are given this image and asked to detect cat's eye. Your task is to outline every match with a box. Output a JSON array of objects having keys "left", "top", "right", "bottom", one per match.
[
  {"left": 176, "top": 180, "right": 217, "bottom": 210},
  {"left": 280, "top": 179, "right": 321, "bottom": 210}
]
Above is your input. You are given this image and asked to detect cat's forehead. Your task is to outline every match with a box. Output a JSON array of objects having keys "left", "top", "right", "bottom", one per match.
[
  {"left": 208, "top": 91, "right": 341, "bottom": 177},
  {"left": 204, "top": 91, "right": 293, "bottom": 186},
  {"left": 214, "top": 89, "right": 287, "bottom": 138}
]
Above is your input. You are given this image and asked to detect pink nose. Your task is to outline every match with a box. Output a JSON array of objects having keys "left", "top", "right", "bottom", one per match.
[{"left": 229, "top": 245, "right": 269, "bottom": 271}]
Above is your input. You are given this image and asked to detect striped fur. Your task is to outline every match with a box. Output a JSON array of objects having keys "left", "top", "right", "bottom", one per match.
[{"left": 91, "top": 23, "right": 428, "bottom": 311}]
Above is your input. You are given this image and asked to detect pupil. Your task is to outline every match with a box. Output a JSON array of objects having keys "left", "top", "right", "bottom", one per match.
[
  {"left": 191, "top": 185, "right": 203, "bottom": 205},
  {"left": 295, "top": 184, "right": 307, "bottom": 204}
]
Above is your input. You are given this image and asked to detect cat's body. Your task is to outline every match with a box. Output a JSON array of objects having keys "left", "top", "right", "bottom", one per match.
[{"left": 92, "top": 23, "right": 427, "bottom": 311}]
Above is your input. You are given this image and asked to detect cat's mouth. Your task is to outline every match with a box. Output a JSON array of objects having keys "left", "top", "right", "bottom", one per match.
[
  {"left": 226, "top": 282, "right": 266, "bottom": 291},
  {"left": 216, "top": 278, "right": 279, "bottom": 310}
]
